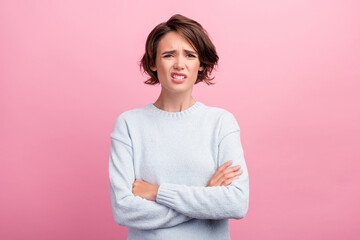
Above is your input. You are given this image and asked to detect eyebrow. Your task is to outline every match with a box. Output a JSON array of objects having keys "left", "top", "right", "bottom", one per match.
[{"left": 161, "top": 49, "right": 197, "bottom": 55}]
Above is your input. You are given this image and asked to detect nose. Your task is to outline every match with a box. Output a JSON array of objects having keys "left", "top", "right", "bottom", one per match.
[{"left": 174, "top": 55, "right": 185, "bottom": 70}]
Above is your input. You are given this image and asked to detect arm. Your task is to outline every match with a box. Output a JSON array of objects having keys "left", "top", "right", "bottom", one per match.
[
  {"left": 155, "top": 113, "right": 250, "bottom": 220},
  {"left": 109, "top": 115, "right": 193, "bottom": 230}
]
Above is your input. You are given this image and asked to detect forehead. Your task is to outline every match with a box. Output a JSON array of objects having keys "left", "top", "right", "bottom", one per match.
[{"left": 157, "top": 31, "right": 195, "bottom": 52}]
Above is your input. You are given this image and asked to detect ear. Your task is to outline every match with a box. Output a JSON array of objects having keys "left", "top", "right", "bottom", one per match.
[
  {"left": 150, "top": 65, "right": 157, "bottom": 71},
  {"left": 199, "top": 65, "right": 204, "bottom": 71}
]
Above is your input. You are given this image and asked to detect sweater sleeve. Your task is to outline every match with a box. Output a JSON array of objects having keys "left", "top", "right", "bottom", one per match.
[
  {"left": 155, "top": 111, "right": 250, "bottom": 220},
  {"left": 109, "top": 114, "right": 194, "bottom": 230}
]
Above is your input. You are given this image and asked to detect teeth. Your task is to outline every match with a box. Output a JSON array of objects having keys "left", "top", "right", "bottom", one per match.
[{"left": 173, "top": 75, "right": 185, "bottom": 79}]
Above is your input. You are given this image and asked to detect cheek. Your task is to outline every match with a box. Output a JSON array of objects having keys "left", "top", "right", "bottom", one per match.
[
  {"left": 190, "top": 64, "right": 201, "bottom": 74},
  {"left": 158, "top": 61, "right": 172, "bottom": 71}
]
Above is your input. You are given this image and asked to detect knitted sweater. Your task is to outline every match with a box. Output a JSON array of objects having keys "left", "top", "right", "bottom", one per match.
[{"left": 109, "top": 101, "right": 249, "bottom": 240}]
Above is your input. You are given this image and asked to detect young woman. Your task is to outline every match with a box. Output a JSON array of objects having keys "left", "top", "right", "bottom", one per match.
[{"left": 109, "top": 14, "right": 249, "bottom": 240}]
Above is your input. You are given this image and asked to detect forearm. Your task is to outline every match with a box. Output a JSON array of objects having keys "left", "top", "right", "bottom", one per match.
[
  {"left": 154, "top": 130, "right": 249, "bottom": 220},
  {"left": 110, "top": 180, "right": 193, "bottom": 230},
  {"left": 109, "top": 133, "right": 194, "bottom": 230},
  {"left": 155, "top": 181, "right": 249, "bottom": 219}
]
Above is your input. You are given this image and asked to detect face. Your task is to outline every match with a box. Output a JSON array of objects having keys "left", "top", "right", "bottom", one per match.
[{"left": 150, "top": 31, "right": 204, "bottom": 94}]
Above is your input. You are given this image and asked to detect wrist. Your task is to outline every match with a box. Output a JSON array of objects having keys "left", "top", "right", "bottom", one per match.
[{"left": 153, "top": 185, "right": 159, "bottom": 201}]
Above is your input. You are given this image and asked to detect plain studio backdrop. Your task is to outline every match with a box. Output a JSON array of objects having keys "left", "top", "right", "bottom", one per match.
[{"left": 0, "top": 0, "right": 359, "bottom": 239}]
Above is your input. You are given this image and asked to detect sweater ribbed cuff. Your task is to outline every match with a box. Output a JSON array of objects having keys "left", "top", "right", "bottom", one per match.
[{"left": 156, "top": 183, "right": 178, "bottom": 208}]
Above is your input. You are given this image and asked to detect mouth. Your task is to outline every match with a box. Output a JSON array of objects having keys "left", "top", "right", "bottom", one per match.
[{"left": 171, "top": 72, "right": 188, "bottom": 80}]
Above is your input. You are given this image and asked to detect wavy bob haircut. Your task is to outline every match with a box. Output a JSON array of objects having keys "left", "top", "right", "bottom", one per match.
[{"left": 139, "top": 14, "right": 219, "bottom": 85}]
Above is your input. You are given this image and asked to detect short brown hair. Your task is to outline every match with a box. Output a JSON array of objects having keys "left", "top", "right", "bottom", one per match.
[{"left": 139, "top": 14, "right": 219, "bottom": 85}]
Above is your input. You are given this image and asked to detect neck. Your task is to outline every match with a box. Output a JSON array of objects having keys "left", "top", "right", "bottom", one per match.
[{"left": 153, "top": 92, "right": 196, "bottom": 113}]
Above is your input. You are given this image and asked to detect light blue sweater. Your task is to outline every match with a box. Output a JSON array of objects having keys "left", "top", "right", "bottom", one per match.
[{"left": 109, "top": 101, "right": 249, "bottom": 240}]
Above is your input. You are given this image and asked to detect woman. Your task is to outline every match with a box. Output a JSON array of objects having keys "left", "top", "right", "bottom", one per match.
[{"left": 109, "top": 14, "right": 249, "bottom": 240}]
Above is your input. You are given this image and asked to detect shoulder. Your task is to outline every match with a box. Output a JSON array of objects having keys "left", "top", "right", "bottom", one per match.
[
  {"left": 111, "top": 105, "right": 147, "bottom": 138},
  {"left": 203, "top": 104, "right": 240, "bottom": 143},
  {"left": 113, "top": 104, "right": 147, "bottom": 124},
  {"left": 202, "top": 103, "right": 238, "bottom": 123}
]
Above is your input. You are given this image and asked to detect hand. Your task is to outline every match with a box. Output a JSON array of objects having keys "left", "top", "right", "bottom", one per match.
[
  {"left": 132, "top": 179, "right": 159, "bottom": 201},
  {"left": 207, "top": 160, "right": 243, "bottom": 187}
]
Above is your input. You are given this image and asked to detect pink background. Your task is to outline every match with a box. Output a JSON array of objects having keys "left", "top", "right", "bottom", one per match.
[{"left": 1, "top": 0, "right": 359, "bottom": 239}]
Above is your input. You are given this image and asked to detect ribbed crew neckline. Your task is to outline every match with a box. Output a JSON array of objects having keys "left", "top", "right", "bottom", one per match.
[{"left": 147, "top": 101, "right": 204, "bottom": 119}]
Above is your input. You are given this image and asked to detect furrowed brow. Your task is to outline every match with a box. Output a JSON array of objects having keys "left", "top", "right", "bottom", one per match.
[{"left": 161, "top": 49, "right": 197, "bottom": 55}]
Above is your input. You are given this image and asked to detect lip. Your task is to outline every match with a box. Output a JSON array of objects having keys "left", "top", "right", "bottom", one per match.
[
  {"left": 171, "top": 72, "right": 187, "bottom": 84},
  {"left": 171, "top": 72, "right": 188, "bottom": 78}
]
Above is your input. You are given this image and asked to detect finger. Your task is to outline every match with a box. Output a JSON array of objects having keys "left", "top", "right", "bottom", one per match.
[
  {"left": 208, "top": 177, "right": 224, "bottom": 187},
  {"left": 220, "top": 177, "right": 233, "bottom": 186},
  {"left": 219, "top": 169, "right": 243, "bottom": 186},
  {"left": 218, "top": 160, "right": 233, "bottom": 171},
  {"left": 212, "top": 169, "right": 241, "bottom": 187},
  {"left": 214, "top": 166, "right": 241, "bottom": 183},
  {"left": 222, "top": 165, "right": 241, "bottom": 175},
  {"left": 211, "top": 161, "right": 233, "bottom": 181},
  {"left": 225, "top": 169, "right": 243, "bottom": 179},
  {"left": 211, "top": 170, "right": 227, "bottom": 185},
  {"left": 211, "top": 162, "right": 240, "bottom": 186},
  {"left": 220, "top": 175, "right": 240, "bottom": 186}
]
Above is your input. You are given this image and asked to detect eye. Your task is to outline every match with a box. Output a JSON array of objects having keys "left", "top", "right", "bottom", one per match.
[{"left": 163, "top": 54, "right": 196, "bottom": 58}]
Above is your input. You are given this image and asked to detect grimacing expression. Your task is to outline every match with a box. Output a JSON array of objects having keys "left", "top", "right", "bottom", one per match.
[{"left": 150, "top": 31, "right": 204, "bottom": 93}]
